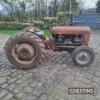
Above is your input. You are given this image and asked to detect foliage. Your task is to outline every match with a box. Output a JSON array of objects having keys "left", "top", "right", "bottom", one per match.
[
  {"left": 57, "top": 11, "right": 72, "bottom": 25},
  {"left": 33, "top": 21, "right": 44, "bottom": 28},
  {"left": 44, "top": 17, "right": 57, "bottom": 27},
  {"left": 0, "top": 0, "right": 79, "bottom": 24},
  {"left": 57, "top": 12, "right": 65, "bottom": 17},
  {"left": 44, "top": 17, "right": 57, "bottom": 21},
  {"left": 42, "top": 28, "right": 51, "bottom": 37},
  {"left": 96, "top": 0, "right": 100, "bottom": 13},
  {"left": 0, "top": 22, "right": 33, "bottom": 29}
]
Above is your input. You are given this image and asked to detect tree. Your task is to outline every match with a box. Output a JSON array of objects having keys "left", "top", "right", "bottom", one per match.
[
  {"left": 71, "top": 0, "right": 79, "bottom": 12},
  {"left": 3, "top": 0, "right": 15, "bottom": 21},
  {"left": 96, "top": 0, "right": 100, "bottom": 13},
  {"left": 16, "top": 1, "right": 28, "bottom": 22},
  {"left": 57, "top": 0, "right": 79, "bottom": 25},
  {"left": 1, "top": 0, "right": 79, "bottom": 23},
  {"left": 48, "top": 0, "right": 59, "bottom": 17}
]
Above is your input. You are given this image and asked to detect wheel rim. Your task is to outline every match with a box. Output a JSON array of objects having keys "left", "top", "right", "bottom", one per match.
[
  {"left": 76, "top": 50, "right": 91, "bottom": 65},
  {"left": 16, "top": 43, "right": 35, "bottom": 61},
  {"left": 12, "top": 43, "right": 37, "bottom": 64}
]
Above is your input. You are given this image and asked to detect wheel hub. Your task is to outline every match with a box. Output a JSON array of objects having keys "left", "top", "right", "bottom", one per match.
[
  {"left": 16, "top": 43, "right": 35, "bottom": 61},
  {"left": 80, "top": 54, "right": 87, "bottom": 60},
  {"left": 76, "top": 51, "right": 91, "bottom": 65}
]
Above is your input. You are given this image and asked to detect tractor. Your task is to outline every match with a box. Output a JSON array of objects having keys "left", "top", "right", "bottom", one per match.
[{"left": 4, "top": 26, "right": 95, "bottom": 69}]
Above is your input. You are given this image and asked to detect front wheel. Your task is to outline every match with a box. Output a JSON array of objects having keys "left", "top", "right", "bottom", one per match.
[{"left": 72, "top": 46, "right": 95, "bottom": 66}]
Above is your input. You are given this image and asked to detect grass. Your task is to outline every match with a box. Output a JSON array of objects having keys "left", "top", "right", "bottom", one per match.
[
  {"left": 0, "top": 28, "right": 51, "bottom": 37},
  {"left": 0, "top": 29, "right": 21, "bottom": 35}
]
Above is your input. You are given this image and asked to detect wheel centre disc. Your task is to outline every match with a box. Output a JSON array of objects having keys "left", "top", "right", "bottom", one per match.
[
  {"left": 16, "top": 43, "right": 35, "bottom": 61},
  {"left": 76, "top": 51, "right": 91, "bottom": 64}
]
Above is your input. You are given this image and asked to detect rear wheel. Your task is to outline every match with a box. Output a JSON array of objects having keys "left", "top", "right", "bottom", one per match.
[
  {"left": 5, "top": 32, "right": 45, "bottom": 69},
  {"left": 72, "top": 46, "right": 95, "bottom": 66}
]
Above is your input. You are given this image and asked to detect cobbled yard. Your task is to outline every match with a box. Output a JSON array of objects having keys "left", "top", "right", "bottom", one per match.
[{"left": 0, "top": 30, "right": 100, "bottom": 100}]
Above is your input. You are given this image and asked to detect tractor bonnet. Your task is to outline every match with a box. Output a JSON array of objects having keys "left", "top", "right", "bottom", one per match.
[{"left": 50, "top": 26, "right": 91, "bottom": 35}]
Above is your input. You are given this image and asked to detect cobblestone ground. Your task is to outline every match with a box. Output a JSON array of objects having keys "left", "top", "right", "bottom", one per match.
[
  {"left": 0, "top": 34, "right": 10, "bottom": 51},
  {"left": 0, "top": 30, "right": 100, "bottom": 100}
]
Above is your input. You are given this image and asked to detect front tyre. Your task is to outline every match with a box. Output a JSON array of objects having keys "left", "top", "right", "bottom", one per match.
[{"left": 72, "top": 46, "right": 95, "bottom": 66}]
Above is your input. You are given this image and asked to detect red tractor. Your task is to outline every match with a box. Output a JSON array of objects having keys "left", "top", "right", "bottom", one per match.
[{"left": 5, "top": 26, "right": 95, "bottom": 69}]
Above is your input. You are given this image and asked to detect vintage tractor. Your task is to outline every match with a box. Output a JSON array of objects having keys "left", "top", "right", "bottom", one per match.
[{"left": 4, "top": 26, "right": 95, "bottom": 69}]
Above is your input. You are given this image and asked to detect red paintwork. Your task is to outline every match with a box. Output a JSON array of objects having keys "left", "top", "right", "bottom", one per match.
[{"left": 50, "top": 26, "right": 91, "bottom": 45}]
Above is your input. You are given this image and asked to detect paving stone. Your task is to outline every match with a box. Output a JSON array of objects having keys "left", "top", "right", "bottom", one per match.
[
  {"left": 13, "top": 86, "right": 23, "bottom": 94},
  {"left": 1, "top": 83, "right": 9, "bottom": 88},
  {"left": 23, "top": 95, "right": 37, "bottom": 100},
  {"left": 19, "top": 82, "right": 28, "bottom": 87},
  {"left": 0, "top": 90, "right": 8, "bottom": 98},
  {"left": 1, "top": 71, "right": 11, "bottom": 77},
  {"left": 3, "top": 93, "right": 13, "bottom": 100},
  {"left": 16, "top": 91, "right": 26, "bottom": 99},
  {"left": 16, "top": 79, "right": 24, "bottom": 84},
  {"left": 95, "top": 72, "right": 100, "bottom": 77},
  {"left": 7, "top": 84, "right": 16, "bottom": 91},
  {"left": 10, "top": 69, "right": 17, "bottom": 73},
  {"left": 32, "top": 88, "right": 42, "bottom": 97},
  {"left": 0, "top": 77, "right": 6, "bottom": 84},
  {"left": 8, "top": 78, "right": 18, "bottom": 84},
  {"left": 11, "top": 71, "right": 23, "bottom": 77},
  {"left": 23, "top": 87, "right": 33, "bottom": 93},
  {"left": 39, "top": 95, "right": 47, "bottom": 100}
]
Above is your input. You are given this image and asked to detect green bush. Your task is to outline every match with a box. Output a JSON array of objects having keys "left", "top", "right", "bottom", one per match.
[
  {"left": 57, "top": 12, "right": 65, "bottom": 17},
  {"left": 0, "top": 22, "right": 33, "bottom": 29},
  {"left": 33, "top": 21, "right": 44, "bottom": 28},
  {"left": 44, "top": 17, "right": 57, "bottom": 21},
  {"left": 57, "top": 12, "right": 72, "bottom": 25},
  {"left": 44, "top": 17, "right": 57, "bottom": 27}
]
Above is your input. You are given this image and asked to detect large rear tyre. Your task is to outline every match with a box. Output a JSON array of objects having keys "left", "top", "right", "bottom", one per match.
[
  {"left": 5, "top": 32, "right": 45, "bottom": 69},
  {"left": 72, "top": 46, "right": 95, "bottom": 66}
]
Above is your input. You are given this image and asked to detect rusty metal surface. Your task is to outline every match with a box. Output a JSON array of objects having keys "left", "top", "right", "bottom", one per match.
[
  {"left": 50, "top": 26, "right": 91, "bottom": 34},
  {"left": 16, "top": 43, "right": 35, "bottom": 61},
  {"left": 11, "top": 43, "right": 36, "bottom": 65},
  {"left": 50, "top": 26, "right": 91, "bottom": 45}
]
